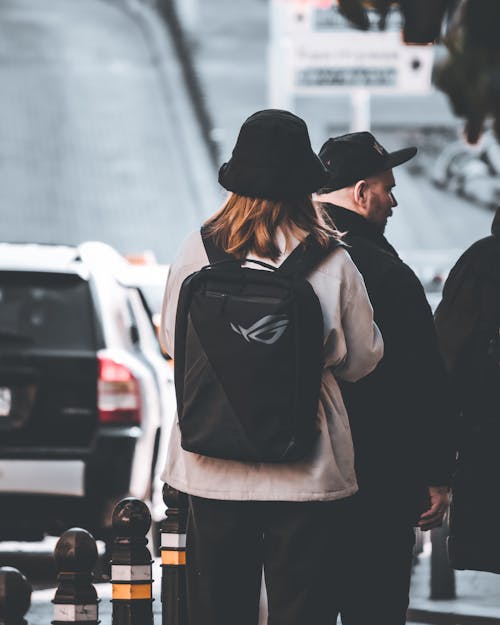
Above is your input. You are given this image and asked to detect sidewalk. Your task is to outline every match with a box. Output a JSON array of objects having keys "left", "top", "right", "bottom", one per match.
[
  {"left": 30, "top": 574, "right": 163, "bottom": 625},
  {"left": 24, "top": 538, "right": 500, "bottom": 625},
  {"left": 409, "top": 543, "right": 500, "bottom": 624}
]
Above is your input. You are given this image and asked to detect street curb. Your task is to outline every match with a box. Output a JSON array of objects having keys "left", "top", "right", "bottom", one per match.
[
  {"left": 408, "top": 546, "right": 500, "bottom": 625},
  {"left": 155, "top": 0, "right": 220, "bottom": 167},
  {"left": 408, "top": 608, "right": 500, "bottom": 624}
]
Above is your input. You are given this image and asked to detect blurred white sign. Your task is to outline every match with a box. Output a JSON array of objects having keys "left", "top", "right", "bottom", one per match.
[
  {"left": 269, "top": 1, "right": 434, "bottom": 107},
  {"left": 290, "top": 31, "right": 433, "bottom": 94}
]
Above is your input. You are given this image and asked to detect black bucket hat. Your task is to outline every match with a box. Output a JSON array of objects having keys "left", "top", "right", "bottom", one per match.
[
  {"left": 318, "top": 131, "right": 417, "bottom": 192},
  {"left": 218, "top": 109, "right": 328, "bottom": 200}
]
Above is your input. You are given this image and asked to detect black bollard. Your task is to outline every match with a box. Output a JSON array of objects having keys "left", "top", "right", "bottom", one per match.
[
  {"left": 412, "top": 528, "right": 425, "bottom": 568},
  {"left": 161, "top": 484, "right": 188, "bottom": 625},
  {"left": 52, "top": 528, "right": 99, "bottom": 625},
  {"left": 111, "top": 498, "right": 153, "bottom": 625},
  {"left": 0, "top": 567, "right": 31, "bottom": 625},
  {"left": 430, "top": 521, "right": 456, "bottom": 599}
]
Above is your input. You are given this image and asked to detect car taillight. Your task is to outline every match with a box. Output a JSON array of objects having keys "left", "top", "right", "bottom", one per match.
[{"left": 98, "top": 354, "right": 141, "bottom": 425}]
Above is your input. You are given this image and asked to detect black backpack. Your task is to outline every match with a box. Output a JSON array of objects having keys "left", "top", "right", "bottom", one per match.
[{"left": 173, "top": 228, "right": 342, "bottom": 463}]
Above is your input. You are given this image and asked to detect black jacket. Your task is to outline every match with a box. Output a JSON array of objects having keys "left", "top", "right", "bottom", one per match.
[
  {"left": 435, "top": 208, "right": 500, "bottom": 414},
  {"left": 325, "top": 204, "right": 456, "bottom": 524},
  {"left": 434, "top": 208, "right": 500, "bottom": 572}
]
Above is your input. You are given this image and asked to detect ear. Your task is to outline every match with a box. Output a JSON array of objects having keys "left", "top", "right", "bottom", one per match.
[{"left": 353, "top": 180, "right": 368, "bottom": 208}]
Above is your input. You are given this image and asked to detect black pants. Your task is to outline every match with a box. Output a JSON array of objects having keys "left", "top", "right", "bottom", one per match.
[
  {"left": 186, "top": 495, "right": 349, "bottom": 625},
  {"left": 333, "top": 495, "right": 416, "bottom": 625}
]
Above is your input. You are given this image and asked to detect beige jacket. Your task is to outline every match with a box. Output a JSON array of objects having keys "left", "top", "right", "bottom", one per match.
[{"left": 160, "top": 230, "right": 383, "bottom": 501}]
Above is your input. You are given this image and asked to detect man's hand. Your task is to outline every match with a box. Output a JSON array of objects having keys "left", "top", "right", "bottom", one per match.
[{"left": 418, "top": 486, "right": 450, "bottom": 531}]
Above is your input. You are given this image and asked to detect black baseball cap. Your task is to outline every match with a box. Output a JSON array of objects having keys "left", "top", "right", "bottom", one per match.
[
  {"left": 318, "top": 132, "right": 417, "bottom": 192},
  {"left": 218, "top": 109, "right": 328, "bottom": 199}
]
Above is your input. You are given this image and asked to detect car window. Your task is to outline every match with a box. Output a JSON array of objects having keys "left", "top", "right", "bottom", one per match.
[
  {"left": 137, "top": 283, "right": 164, "bottom": 318},
  {"left": 126, "top": 288, "right": 162, "bottom": 354},
  {"left": 0, "top": 272, "right": 96, "bottom": 351}
]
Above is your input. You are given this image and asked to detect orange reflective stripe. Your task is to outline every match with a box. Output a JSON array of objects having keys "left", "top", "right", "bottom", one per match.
[
  {"left": 161, "top": 550, "right": 186, "bottom": 565},
  {"left": 112, "top": 583, "right": 152, "bottom": 600}
]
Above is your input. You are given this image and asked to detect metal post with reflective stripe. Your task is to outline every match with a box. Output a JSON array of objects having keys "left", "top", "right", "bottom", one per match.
[
  {"left": 161, "top": 484, "right": 188, "bottom": 625},
  {"left": 52, "top": 528, "right": 99, "bottom": 625},
  {"left": 111, "top": 498, "right": 153, "bottom": 625}
]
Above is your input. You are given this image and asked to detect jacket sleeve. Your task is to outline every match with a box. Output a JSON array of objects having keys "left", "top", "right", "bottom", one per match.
[
  {"left": 159, "top": 267, "right": 177, "bottom": 358},
  {"left": 434, "top": 246, "right": 482, "bottom": 375},
  {"left": 434, "top": 238, "right": 500, "bottom": 437},
  {"left": 331, "top": 253, "right": 384, "bottom": 382},
  {"left": 160, "top": 232, "right": 205, "bottom": 357},
  {"left": 380, "top": 267, "right": 457, "bottom": 485}
]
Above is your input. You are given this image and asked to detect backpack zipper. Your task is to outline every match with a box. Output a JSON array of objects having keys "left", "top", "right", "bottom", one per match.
[{"left": 205, "top": 291, "right": 282, "bottom": 305}]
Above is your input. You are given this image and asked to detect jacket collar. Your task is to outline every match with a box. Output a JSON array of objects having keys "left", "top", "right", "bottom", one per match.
[{"left": 323, "top": 203, "right": 400, "bottom": 260}]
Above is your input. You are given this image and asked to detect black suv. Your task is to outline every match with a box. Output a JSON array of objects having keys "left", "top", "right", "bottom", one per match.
[{"left": 0, "top": 242, "right": 173, "bottom": 542}]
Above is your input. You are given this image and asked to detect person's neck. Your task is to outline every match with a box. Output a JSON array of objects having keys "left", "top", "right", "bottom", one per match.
[
  {"left": 321, "top": 203, "right": 382, "bottom": 236},
  {"left": 316, "top": 192, "right": 359, "bottom": 216}
]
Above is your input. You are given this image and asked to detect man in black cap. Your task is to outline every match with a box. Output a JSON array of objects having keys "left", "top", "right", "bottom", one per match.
[{"left": 317, "top": 132, "right": 456, "bottom": 624}]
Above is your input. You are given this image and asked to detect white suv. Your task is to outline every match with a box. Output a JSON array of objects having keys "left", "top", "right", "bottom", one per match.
[{"left": 0, "top": 241, "right": 174, "bottom": 543}]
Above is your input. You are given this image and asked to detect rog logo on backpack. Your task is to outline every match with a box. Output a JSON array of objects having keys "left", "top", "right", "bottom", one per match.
[{"left": 230, "top": 314, "right": 289, "bottom": 345}]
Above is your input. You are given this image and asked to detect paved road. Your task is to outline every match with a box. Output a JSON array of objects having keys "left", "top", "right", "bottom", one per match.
[{"left": 0, "top": 0, "right": 217, "bottom": 262}]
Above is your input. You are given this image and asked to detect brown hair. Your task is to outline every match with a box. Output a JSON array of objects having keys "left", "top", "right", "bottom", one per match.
[{"left": 203, "top": 194, "right": 340, "bottom": 261}]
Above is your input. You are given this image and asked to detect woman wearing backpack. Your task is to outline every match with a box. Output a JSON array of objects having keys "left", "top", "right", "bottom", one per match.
[{"left": 160, "top": 109, "right": 383, "bottom": 625}]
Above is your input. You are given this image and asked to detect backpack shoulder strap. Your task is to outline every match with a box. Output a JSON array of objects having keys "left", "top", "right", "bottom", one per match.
[
  {"left": 200, "top": 225, "right": 233, "bottom": 263},
  {"left": 201, "top": 227, "right": 344, "bottom": 274},
  {"left": 279, "top": 236, "right": 344, "bottom": 277}
]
